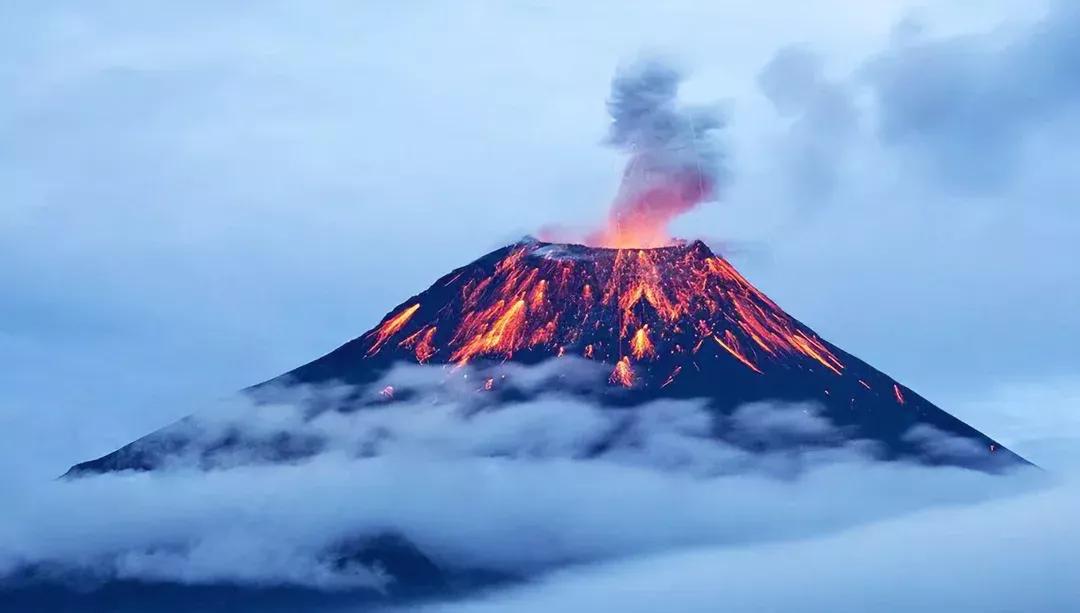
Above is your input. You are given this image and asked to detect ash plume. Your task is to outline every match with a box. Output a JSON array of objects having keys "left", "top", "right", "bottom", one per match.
[{"left": 590, "top": 59, "right": 728, "bottom": 248}]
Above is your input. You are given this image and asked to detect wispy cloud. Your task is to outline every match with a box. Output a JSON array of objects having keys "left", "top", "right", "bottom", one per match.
[
  {"left": 0, "top": 364, "right": 1043, "bottom": 597},
  {"left": 422, "top": 470, "right": 1080, "bottom": 612}
]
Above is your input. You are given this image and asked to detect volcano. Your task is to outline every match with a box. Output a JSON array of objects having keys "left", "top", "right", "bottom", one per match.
[{"left": 68, "top": 238, "right": 1023, "bottom": 475}]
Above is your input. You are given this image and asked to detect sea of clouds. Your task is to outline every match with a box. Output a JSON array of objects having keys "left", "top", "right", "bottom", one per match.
[{"left": 1, "top": 360, "right": 1070, "bottom": 612}]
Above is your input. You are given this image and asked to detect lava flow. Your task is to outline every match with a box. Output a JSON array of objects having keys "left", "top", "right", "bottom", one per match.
[{"left": 358, "top": 239, "right": 844, "bottom": 388}]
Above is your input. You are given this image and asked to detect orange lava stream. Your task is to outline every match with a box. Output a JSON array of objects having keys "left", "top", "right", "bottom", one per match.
[
  {"left": 893, "top": 384, "right": 906, "bottom": 405},
  {"left": 789, "top": 332, "right": 844, "bottom": 375},
  {"left": 366, "top": 303, "right": 420, "bottom": 356},
  {"left": 451, "top": 298, "right": 527, "bottom": 364},
  {"left": 399, "top": 325, "right": 437, "bottom": 363},
  {"left": 713, "top": 332, "right": 762, "bottom": 374}
]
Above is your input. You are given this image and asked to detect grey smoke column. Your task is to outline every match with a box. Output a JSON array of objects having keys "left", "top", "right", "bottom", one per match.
[{"left": 592, "top": 59, "right": 728, "bottom": 247}]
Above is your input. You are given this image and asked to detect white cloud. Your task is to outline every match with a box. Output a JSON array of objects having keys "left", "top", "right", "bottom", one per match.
[
  {"left": 422, "top": 470, "right": 1080, "bottom": 612},
  {"left": 0, "top": 367, "right": 1044, "bottom": 595}
]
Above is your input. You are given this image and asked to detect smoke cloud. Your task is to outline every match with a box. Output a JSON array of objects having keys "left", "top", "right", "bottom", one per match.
[
  {"left": 757, "top": 45, "right": 859, "bottom": 202},
  {"left": 588, "top": 59, "right": 728, "bottom": 248},
  {"left": 862, "top": 3, "right": 1080, "bottom": 192}
]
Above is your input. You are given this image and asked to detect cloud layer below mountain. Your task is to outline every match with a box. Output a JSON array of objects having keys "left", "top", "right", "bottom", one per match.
[{"left": 0, "top": 363, "right": 1053, "bottom": 606}]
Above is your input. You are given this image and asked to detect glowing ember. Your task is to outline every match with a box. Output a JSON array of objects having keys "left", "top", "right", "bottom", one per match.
[
  {"left": 399, "top": 325, "right": 437, "bottom": 363},
  {"left": 894, "top": 384, "right": 906, "bottom": 405},
  {"left": 379, "top": 385, "right": 394, "bottom": 399},
  {"left": 366, "top": 303, "right": 420, "bottom": 356},
  {"left": 450, "top": 298, "right": 527, "bottom": 364},
  {"left": 713, "top": 332, "right": 762, "bottom": 374},
  {"left": 661, "top": 365, "right": 682, "bottom": 388},
  {"left": 630, "top": 325, "right": 655, "bottom": 360},
  {"left": 610, "top": 356, "right": 634, "bottom": 387}
]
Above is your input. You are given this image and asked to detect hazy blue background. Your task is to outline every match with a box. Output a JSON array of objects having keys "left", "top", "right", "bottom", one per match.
[{"left": 3, "top": 0, "right": 1078, "bottom": 477}]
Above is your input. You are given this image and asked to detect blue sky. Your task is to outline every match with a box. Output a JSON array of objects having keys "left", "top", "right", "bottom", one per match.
[{"left": 2, "top": 0, "right": 1078, "bottom": 482}]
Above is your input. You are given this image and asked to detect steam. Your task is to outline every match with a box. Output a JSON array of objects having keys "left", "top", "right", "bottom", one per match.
[{"left": 589, "top": 59, "right": 728, "bottom": 248}]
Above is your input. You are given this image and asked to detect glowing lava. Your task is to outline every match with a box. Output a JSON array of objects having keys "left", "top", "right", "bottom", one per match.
[
  {"left": 399, "top": 325, "right": 437, "bottom": 363},
  {"left": 450, "top": 299, "right": 527, "bottom": 364},
  {"left": 631, "top": 325, "right": 655, "bottom": 360},
  {"left": 359, "top": 239, "right": 846, "bottom": 388},
  {"left": 714, "top": 332, "right": 762, "bottom": 374},
  {"left": 610, "top": 356, "right": 635, "bottom": 387},
  {"left": 587, "top": 171, "right": 713, "bottom": 249},
  {"left": 366, "top": 303, "right": 420, "bottom": 356}
]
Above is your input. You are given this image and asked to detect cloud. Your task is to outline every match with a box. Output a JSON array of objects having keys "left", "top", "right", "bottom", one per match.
[
  {"left": 0, "top": 364, "right": 1042, "bottom": 601},
  {"left": 421, "top": 470, "right": 1080, "bottom": 612},
  {"left": 727, "top": 400, "right": 844, "bottom": 446},
  {"left": 903, "top": 423, "right": 988, "bottom": 462},
  {"left": 861, "top": 2, "right": 1080, "bottom": 191},
  {"left": 757, "top": 45, "right": 859, "bottom": 201},
  {"left": 756, "top": 3, "right": 1080, "bottom": 200},
  {"left": 739, "top": 3, "right": 1080, "bottom": 396}
]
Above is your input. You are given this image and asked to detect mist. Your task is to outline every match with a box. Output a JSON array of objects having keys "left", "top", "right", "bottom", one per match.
[{"left": 0, "top": 363, "right": 1049, "bottom": 604}]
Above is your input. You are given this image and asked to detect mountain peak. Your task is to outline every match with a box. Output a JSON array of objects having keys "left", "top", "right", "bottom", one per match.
[
  {"left": 518, "top": 237, "right": 715, "bottom": 258},
  {"left": 340, "top": 237, "right": 779, "bottom": 376}
]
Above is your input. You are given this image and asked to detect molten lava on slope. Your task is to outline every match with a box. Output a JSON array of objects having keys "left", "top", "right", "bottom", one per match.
[{"left": 357, "top": 239, "right": 844, "bottom": 387}]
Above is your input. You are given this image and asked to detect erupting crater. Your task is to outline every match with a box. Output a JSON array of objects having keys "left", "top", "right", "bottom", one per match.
[{"left": 349, "top": 238, "right": 843, "bottom": 383}]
